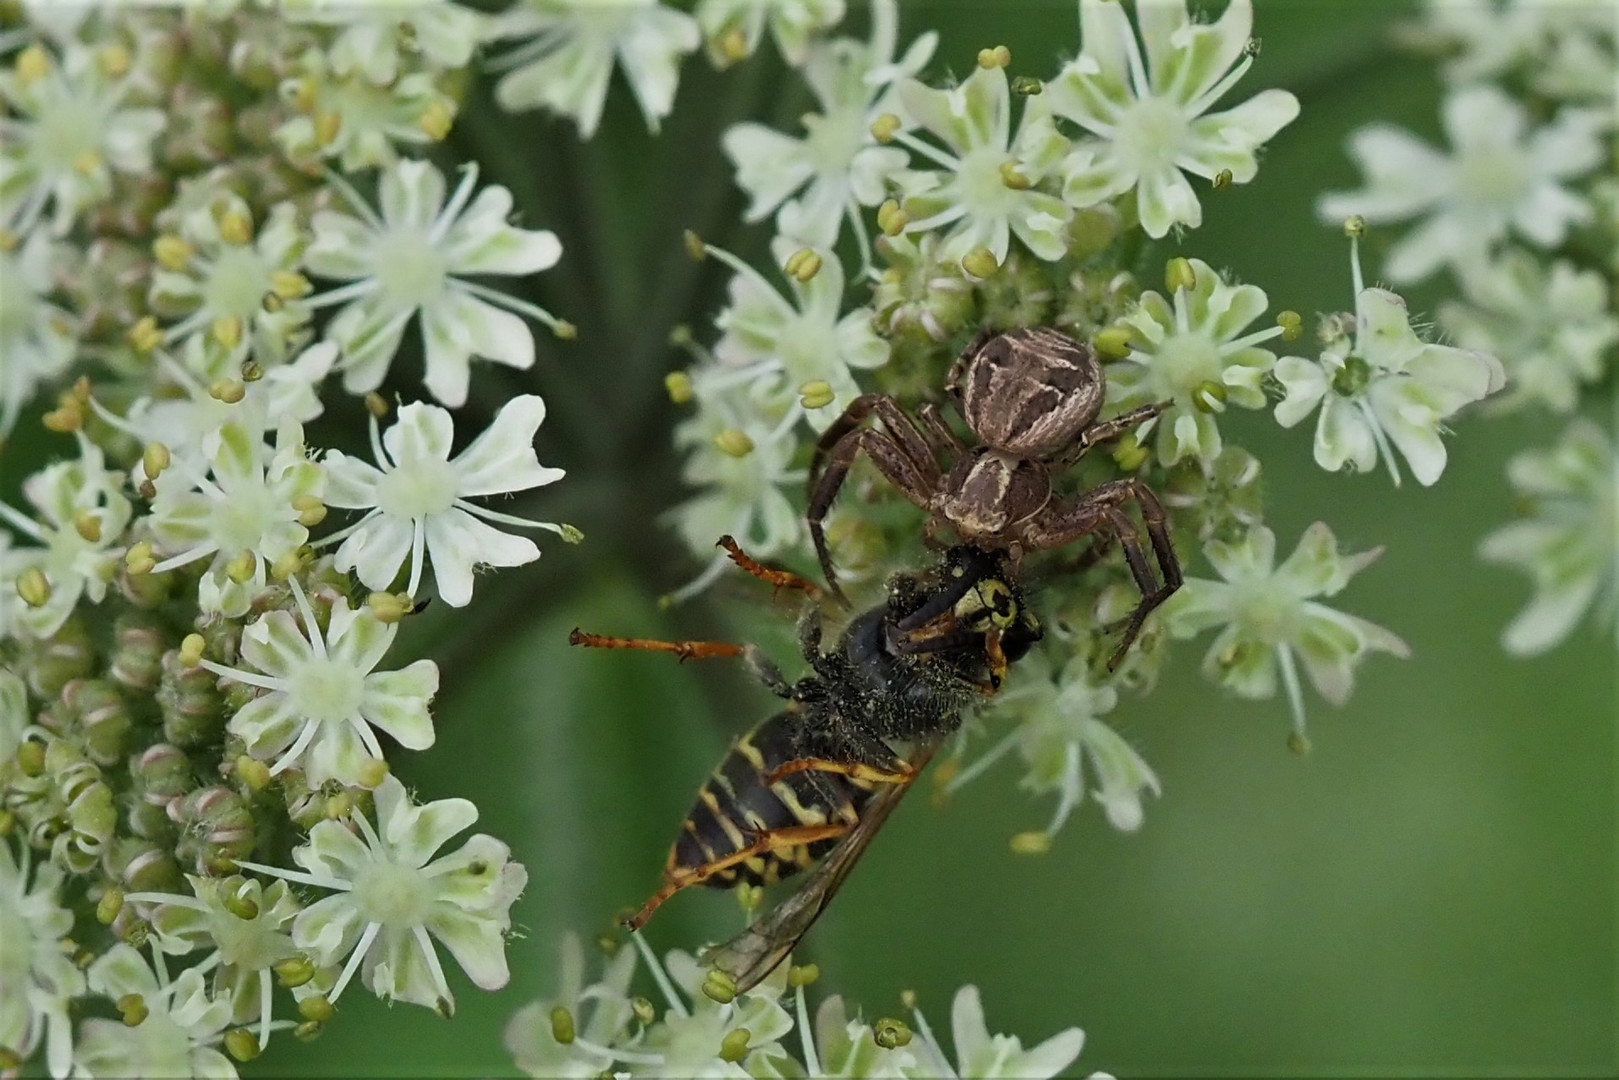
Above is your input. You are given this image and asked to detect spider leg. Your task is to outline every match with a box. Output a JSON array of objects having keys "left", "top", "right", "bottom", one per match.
[
  {"left": 807, "top": 426, "right": 941, "bottom": 601},
  {"left": 917, "top": 403, "right": 965, "bottom": 461},
  {"left": 1019, "top": 478, "right": 1182, "bottom": 668},
  {"left": 1058, "top": 400, "right": 1172, "bottom": 467}
]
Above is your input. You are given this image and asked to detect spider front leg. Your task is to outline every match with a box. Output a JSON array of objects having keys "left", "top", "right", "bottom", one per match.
[
  {"left": 807, "top": 414, "right": 942, "bottom": 601},
  {"left": 1020, "top": 478, "right": 1182, "bottom": 669},
  {"left": 1058, "top": 401, "right": 1172, "bottom": 467}
]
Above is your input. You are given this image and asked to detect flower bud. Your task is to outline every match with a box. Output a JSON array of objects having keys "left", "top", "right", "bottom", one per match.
[
  {"left": 117, "top": 840, "right": 181, "bottom": 892},
  {"left": 158, "top": 651, "right": 224, "bottom": 748},
  {"left": 64, "top": 678, "right": 133, "bottom": 764},
  {"left": 25, "top": 619, "right": 95, "bottom": 698},
  {"left": 16, "top": 739, "right": 46, "bottom": 777},
  {"left": 110, "top": 615, "right": 168, "bottom": 693}
]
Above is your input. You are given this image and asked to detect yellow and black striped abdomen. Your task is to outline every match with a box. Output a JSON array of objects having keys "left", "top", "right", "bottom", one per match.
[{"left": 670, "top": 710, "right": 875, "bottom": 890}]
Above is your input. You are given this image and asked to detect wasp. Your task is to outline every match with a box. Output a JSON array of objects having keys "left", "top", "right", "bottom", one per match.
[{"left": 570, "top": 536, "right": 1041, "bottom": 990}]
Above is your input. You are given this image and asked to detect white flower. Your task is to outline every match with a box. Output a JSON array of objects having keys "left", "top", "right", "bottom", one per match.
[
  {"left": 669, "top": 390, "right": 804, "bottom": 595},
  {"left": 282, "top": 0, "right": 485, "bottom": 85},
  {"left": 0, "top": 434, "right": 132, "bottom": 638},
  {"left": 809, "top": 994, "right": 920, "bottom": 1078},
  {"left": 505, "top": 933, "right": 638, "bottom": 1079},
  {"left": 148, "top": 196, "right": 311, "bottom": 367},
  {"left": 1106, "top": 258, "right": 1281, "bottom": 467},
  {"left": 1274, "top": 237, "right": 1505, "bottom": 486},
  {"left": 0, "top": 844, "right": 83, "bottom": 1080},
  {"left": 274, "top": 48, "right": 457, "bottom": 171},
  {"left": 721, "top": 0, "right": 934, "bottom": 248},
  {"left": 487, "top": 0, "right": 700, "bottom": 138},
  {"left": 905, "top": 985, "right": 1091, "bottom": 1080},
  {"left": 894, "top": 62, "right": 1072, "bottom": 264},
  {"left": 707, "top": 236, "right": 889, "bottom": 422},
  {"left": 0, "top": 227, "right": 76, "bottom": 435},
  {"left": 137, "top": 874, "right": 302, "bottom": 1052},
  {"left": 240, "top": 774, "right": 527, "bottom": 1015},
  {"left": 75, "top": 944, "right": 238, "bottom": 1080},
  {"left": 324, "top": 395, "right": 570, "bottom": 607},
  {"left": 0, "top": 41, "right": 165, "bottom": 235},
  {"left": 639, "top": 948, "right": 794, "bottom": 1077},
  {"left": 305, "top": 160, "right": 565, "bottom": 407},
  {"left": 1480, "top": 420, "right": 1616, "bottom": 655},
  {"left": 1049, "top": 0, "right": 1299, "bottom": 238},
  {"left": 0, "top": 668, "right": 24, "bottom": 759},
  {"left": 147, "top": 417, "right": 326, "bottom": 617},
  {"left": 698, "top": 0, "right": 845, "bottom": 67},
  {"left": 1165, "top": 522, "right": 1409, "bottom": 742},
  {"left": 1317, "top": 84, "right": 1607, "bottom": 282},
  {"left": 1438, "top": 249, "right": 1619, "bottom": 414},
  {"left": 967, "top": 646, "right": 1159, "bottom": 837},
  {"left": 201, "top": 578, "right": 439, "bottom": 785},
  {"left": 1399, "top": 0, "right": 1617, "bottom": 99}
]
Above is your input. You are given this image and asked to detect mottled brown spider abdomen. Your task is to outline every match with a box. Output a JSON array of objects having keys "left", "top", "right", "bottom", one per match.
[{"left": 952, "top": 327, "right": 1105, "bottom": 460}]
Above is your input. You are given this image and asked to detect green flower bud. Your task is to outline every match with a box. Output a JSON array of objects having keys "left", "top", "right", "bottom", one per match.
[
  {"left": 62, "top": 679, "right": 132, "bottom": 765},
  {"left": 117, "top": 840, "right": 182, "bottom": 892},
  {"left": 24, "top": 618, "right": 94, "bottom": 699},
  {"left": 158, "top": 650, "right": 225, "bottom": 748},
  {"left": 173, "top": 786, "right": 255, "bottom": 874},
  {"left": 109, "top": 615, "right": 168, "bottom": 692},
  {"left": 130, "top": 742, "right": 191, "bottom": 840}
]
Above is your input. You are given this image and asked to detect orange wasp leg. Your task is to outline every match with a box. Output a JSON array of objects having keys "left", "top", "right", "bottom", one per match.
[
  {"left": 568, "top": 629, "right": 746, "bottom": 662},
  {"left": 764, "top": 756, "right": 915, "bottom": 788},
  {"left": 623, "top": 822, "right": 852, "bottom": 931},
  {"left": 717, "top": 534, "right": 824, "bottom": 601}
]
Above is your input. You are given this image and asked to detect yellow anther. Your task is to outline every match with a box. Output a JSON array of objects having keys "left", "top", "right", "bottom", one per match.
[
  {"left": 1192, "top": 379, "right": 1228, "bottom": 413},
  {"left": 873, "top": 1018, "right": 912, "bottom": 1049},
  {"left": 17, "top": 567, "right": 50, "bottom": 608},
  {"left": 74, "top": 510, "right": 102, "bottom": 543},
  {"left": 292, "top": 494, "right": 326, "bottom": 528},
  {"left": 117, "top": 993, "right": 149, "bottom": 1027},
  {"left": 368, "top": 591, "right": 411, "bottom": 623},
  {"left": 976, "top": 45, "right": 1011, "bottom": 68},
  {"left": 1276, "top": 309, "right": 1303, "bottom": 341},
  {"left": 128, "top": 316, "right": 163, "bottom": 353},
  {"left": 224, "top": 551, "right": 257, "bottom": 584},
  {"left": 632, "top": 996, "right": 656, "bottom": 1025},
  {"left": 179, "top": 633, "right": 206, "bottom": 668},
  {"left": 15, "top": 45, "right": 51, "bottom": 85},
  {"left": 713, "top": 428, "right": 754, "bottom": 458},
  {"left": 313, "top": 110, "right": 342, "bottom": 146},
  {"left": 43, "top": 404, "right": 83, "bottom": 432},
  {"left": 1010, "top": 830, "right": 1051, "bottom": 854},
  {"left": 552, "top": 319, "right": 577, "bottom": 340},
  {"left": 870, "top": 113, "right": 901, "bottom": 143},
  {"left": 72, "top": 148, "right": 102, "bottom": 175},
  {"left": 357, "top": 758, "right": 390, "bottom": 788},
  {"left": 223, "top": 890, "right": 260, "bottom": 921},
  {"left": 550, "top": 1006, "right": 576, "bottom": 1044},
  {"left": 0, "top": 230, "right": 17, "bottom": 252},
  {"left": 787, "top": 963, "right": 820, "bottom": 988},
  {"left": 270, "top": 548, "right": 308, "bottom": 581},
  {"left": 293, "top": 1019, "right": 323, "bottom": 1042},
  {"left": 961, "top": 247, "right": 1000, "bottom": 279},
  {"left": 664, "top": 371, "right": 694, "bottom": 404},
  {"left": 1287, "top": 731, "right": 1312, "bottom": 756},
  {"left": 324, "top": 791, "right": 354, "bottom": 820},
  {"left": 97, "top": 44, "right": 131, "bottom": 79},
  {"left": 211, "top": 315, "right": 244, "bottom": 350},
  {"left": 718, "top": 26, "right": 749, "bottom": 62},
  {"left": 237, "top": 755, "right": 272, "bottom": 793},
  {"left": 1111, "top": 433, "right": 1149, "bottom": 472},
  {"left": 799, "top": 380, "right": 835, "bottom": 410},
  {"left": 999, "top": 161, "right": 1031, "bottom": 189},
  {"left": 273, "top": 954, "right": 315, "bottom": 989},
  {"left": 298, "top": 994, "right": 335, "bottom": 1023},
  {"left": 364, "top": 392, "right": 389, "bottom": 418},
  {"left": 209, "top": 377, "right": 246, "bottom": 404},
  {"left": 96, "top": 888, "right": 125, "bottom": 925},
  {"left": 241, "top": 360, "right": 264, "bottom": 382},
  {"left": 876, "top": 198, "right": 908, "bottom": 236},
  {"left": 736, "top": 882, "right": 764, "bottom": 915},
  {"left": 683, "top": 229, "right": 706, "bottom": 261},
  {"left": 1010, "top": 75, "right": 1043, "bottom": 96},
  {"left": 223, "top": 1028, "right": 261, "bottom": 1063},
  {"left": 784, "top": 247, "right": 822, "bottom": 283},
  {"left": 1243, "top": 36, "right": 1263, "bottom": 56},
  {"left": 719, "top": 1027, "right": 751, "bottom": 1063},
  {"left": 271, "top": 270, "right": 312, "bottom": 299},
  {"left": 217, "top": 209, "right": 254, "bottom": 246},
  {"left": 1212, "top": 168, "right": 1233, "bottom": 189},
  {"left": 418, "top": 101, "right": 454, "bottom": 141},
  {"left": 559, "top": 523, "right": 583, "bottom": 544},
  {"left": 1094, "top": 325, "right": 1134, "bottom": 359},
  {"left": 289, "top": 76, "right": 318, "bottom": 112},
  {"left": 702, "top": 968, "right": 738, "bottom": 1004},
  {"left": 1164, "top": 257, "right": 1197, "bottom": 294},
  {"left": 125, "top": 541, "right": 156, "bottom": 576},
  {"left": 153, "top": 235, "right": 194, "bottom": 271},
  {"left": 1342, "top": 215, "right": 1366, "bottom": 239}
]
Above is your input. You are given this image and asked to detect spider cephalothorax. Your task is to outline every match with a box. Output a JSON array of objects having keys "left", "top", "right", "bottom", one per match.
[{"left": 807, "top": 325, "right": 1181, "bottom": 665}]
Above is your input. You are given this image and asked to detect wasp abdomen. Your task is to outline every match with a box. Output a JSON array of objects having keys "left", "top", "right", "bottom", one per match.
[{"left": 669, "top": 711, "right": 872, "bottom": 890}]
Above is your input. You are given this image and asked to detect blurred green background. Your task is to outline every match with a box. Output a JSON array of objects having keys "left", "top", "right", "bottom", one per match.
[{"left": 13, "top": 1, "right": 1612, "bottom": 1075}]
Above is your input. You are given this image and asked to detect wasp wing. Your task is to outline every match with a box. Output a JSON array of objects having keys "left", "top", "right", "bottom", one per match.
[{"left": 698, "top": 738, "right": 942, "bottom": 993}]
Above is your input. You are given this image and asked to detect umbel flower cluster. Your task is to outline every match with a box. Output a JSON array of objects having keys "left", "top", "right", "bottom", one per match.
[
  {"left": 1330, "top": 0, "right": 1616, "bottom": 657},
  {"left": 0, "top": 4, "right": 576, "bottom": 1076},
  {"left": 657, "top": 0, "right": 1511, "bottom": 854}
]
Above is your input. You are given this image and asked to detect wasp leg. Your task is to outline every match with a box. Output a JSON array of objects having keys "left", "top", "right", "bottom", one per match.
[
  {"left": 717, "top": 535, "right": 822, "bottom": 600},
  {"left": 623, "top": 822, "right": 852, "bottom": 931},
  {"left": 568, "top": 630, "right": 745, "bottom": 662},
  {"left": 764, "top": 757, "right": 914, "bottom": 788}
]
